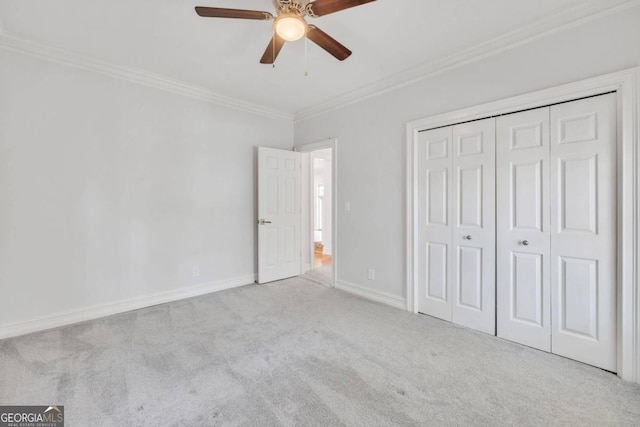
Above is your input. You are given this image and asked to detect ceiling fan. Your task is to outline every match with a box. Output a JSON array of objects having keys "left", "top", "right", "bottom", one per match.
[{"left": 195, "top": 0, "right": 376, "bottom": 64}]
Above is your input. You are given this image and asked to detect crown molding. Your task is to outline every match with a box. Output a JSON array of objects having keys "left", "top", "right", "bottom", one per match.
[
  {"left": 294, "top": 0, "right": 640, "bottom": 122},
  {"left": 0, "top": 33, "right": 294, "bottom": 121},
  {"left": 1, "top": 0, "right": 637, "bottom": 123}
]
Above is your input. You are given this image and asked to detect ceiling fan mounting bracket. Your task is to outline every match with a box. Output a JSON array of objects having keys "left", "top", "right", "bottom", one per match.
[{"left": 274, "top": 0, "right": 309, "bottom": 17}]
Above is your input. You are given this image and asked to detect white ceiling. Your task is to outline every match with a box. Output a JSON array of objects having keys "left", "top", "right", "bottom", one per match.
[{"left": 0, "top": 0, "right": 633, "bottom": 115}]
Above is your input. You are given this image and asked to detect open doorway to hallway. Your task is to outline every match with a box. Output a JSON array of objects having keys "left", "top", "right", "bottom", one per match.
[
  {"left": 308, "top": 149, "right": 332, "bottom": 284},
  {"left": 297, "top": 140, "right": 336, "bottom": 287}
]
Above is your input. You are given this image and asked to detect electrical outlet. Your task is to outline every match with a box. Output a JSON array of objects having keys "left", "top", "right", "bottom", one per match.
[
  {"left": 192, "top": 266, "right": 200, "bottom": 278},
  {"left": 367, "top": 269, "right": 375, "bottom": 280}
]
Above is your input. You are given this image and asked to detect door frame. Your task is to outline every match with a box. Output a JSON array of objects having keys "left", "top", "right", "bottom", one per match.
[
  {"left": 295, "top": 139, "right": 338, "bottom": 287},
  {"left": 406, "top": 68, "right": 640, "bottom": 383}
]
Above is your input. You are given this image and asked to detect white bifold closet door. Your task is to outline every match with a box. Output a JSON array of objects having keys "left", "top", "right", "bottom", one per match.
[
  {"left": 550, "top": 94, "right": 617, "bottom": 371},
  {"left": 496, "top": 107, "right": 552, "bottom": 351},
  {"left": 417, "top": 118, "right": 496, "bottom": 334},
  {"left": 497, "top": 93, "right": 617, "bottom": 371}
]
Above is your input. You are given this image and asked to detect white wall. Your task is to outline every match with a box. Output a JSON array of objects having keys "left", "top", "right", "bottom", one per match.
[
  {"left": 0, "top": 49, "right": 293, "bottom": 331},
  {"left": 294, "top": 6, "right": 640, "bottom": 299}
]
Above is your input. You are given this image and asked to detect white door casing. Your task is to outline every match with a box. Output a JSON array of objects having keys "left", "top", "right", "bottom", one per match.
[
  {"left": 294, "top": 139, "right": 338, "bottom": 288},
  {"left": 417, "top": 127, "right": 453, "bottom": 320},
  {"left": 258, "top": 147, "right": 301, "bottom": 284},
  {"left": 550, "top": 94, "right": 617, "bottom": 371},
  {"left": 451, "top": 118, "right": 496, "bottom": 334},
  {"left": 496, "top": 107, "right": 552, "bottom": 351}
]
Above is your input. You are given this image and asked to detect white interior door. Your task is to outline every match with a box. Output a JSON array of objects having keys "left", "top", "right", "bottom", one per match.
[
  {"left": 258, "top": 147, "right": 301, "bottom": 284},
  {"left": 497, "top": 107, "right": 552, "bottom": 351},
  {"left": 550, "top": 94, "right": 617, "bottom": 371},
  {"left": 451, "top": 118, "right": 496, "bottom": 334},
  {"left": 417, "top": 127, "right": 453, "bottom": 320}
]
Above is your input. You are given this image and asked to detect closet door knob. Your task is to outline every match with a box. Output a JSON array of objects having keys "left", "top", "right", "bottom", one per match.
[
  {"left": 463, "top": 235, "right": 472, "bottom": 240},
  {"left": 521, "top": 240, "right": 529, "bottom": 246}
]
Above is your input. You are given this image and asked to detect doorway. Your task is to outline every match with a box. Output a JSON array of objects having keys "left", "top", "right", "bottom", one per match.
[
  {"left": 405, "top": 69, "right": 640, "bottom": 382},
  {"left": 413, "top": 94, "right": 617, "bottom": 371},
  {"left": 296, "top": 140, "right": 337, "bottom": 287}
]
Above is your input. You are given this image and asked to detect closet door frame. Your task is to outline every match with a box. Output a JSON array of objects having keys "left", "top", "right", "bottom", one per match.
[{"left": 406, "top": 68, "right": 640, "bottom": 384}]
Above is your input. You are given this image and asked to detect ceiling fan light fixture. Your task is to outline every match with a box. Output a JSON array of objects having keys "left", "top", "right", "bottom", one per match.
[{"left": 275, "top": 14, "right": 307, "bottom": 41}]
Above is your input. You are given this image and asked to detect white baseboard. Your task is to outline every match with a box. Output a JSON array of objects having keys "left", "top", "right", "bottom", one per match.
[
  {"left": 0, "top": 274, "right": 256, "bottom": 340},
  {"left": 335, "top": 280, "right": 406, "bottom": 310}
]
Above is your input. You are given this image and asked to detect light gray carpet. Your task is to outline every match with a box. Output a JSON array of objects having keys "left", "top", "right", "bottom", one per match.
[
  {"left": 1, "top": 277, "right": 639, "bottom": 426},
  {"left": 303, "top": 264, "right": 332, "bottom": 286}
]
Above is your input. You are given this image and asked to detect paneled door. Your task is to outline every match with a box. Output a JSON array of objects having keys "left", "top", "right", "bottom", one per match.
[
  {"left": 257, "top": 147, "right": 301, "bottom": 284},
  {"left": 451, "top": 119, "right": 496, "bottom": 334},
  {"left": 497, "top": 107, "right": 551, "bottom": 351},
  {"left": 549, "top": 94, "right": 617, "bottom": 371},
  {"left": 417, "top": 119, "right": 496, "bottom": 334},
  {"left": 497, "top": 94, "right": 617, "bottom": 371},
  {"left": 417, "top": 127, "right": 453, "bottom": 321}
]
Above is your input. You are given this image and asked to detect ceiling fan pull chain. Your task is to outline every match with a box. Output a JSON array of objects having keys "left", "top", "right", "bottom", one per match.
[
  {"left": 304, "top": 36, "right": 309, "bottom": 77},
  {"left": 272, "top": 24, "right": 276, "bottom": 68}
]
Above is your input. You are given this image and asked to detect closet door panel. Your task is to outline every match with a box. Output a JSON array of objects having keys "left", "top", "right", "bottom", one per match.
[
  {"left": 550, "top": 93, "right": 617, "bottom": 372},
  {"left": 497, "top": 108, "right": 551, "bottom": 351},
  {"left": 417, "top": 127, "right": 454, "bottom": 320},
  {"left": 452, "top": 118, "right": 496, "bottom": 334}
]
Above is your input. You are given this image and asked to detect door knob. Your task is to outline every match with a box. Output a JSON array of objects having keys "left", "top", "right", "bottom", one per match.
[
  {"left": 463, "top": 235, "right": 472, "bottom": 240},
  {"left": 521, "top": 240, "right": 529, "bottom": 246},
  {"left": 258, "top": 219, "right": 272, "bottom": 225}
]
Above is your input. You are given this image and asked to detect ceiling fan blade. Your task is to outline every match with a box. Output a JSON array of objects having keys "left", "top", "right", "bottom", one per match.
[
  {"left": 195, "top": 7, "right": 273, "bottom": 20},
  {"left": 260, "top": 35, "right": 286, "bottom": 64},
  {"left": 308, "top": 0, "right": 376, "bottom": 17},
  {"left": 306, "top": 26, "right": 352, "bottom": 61}
]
